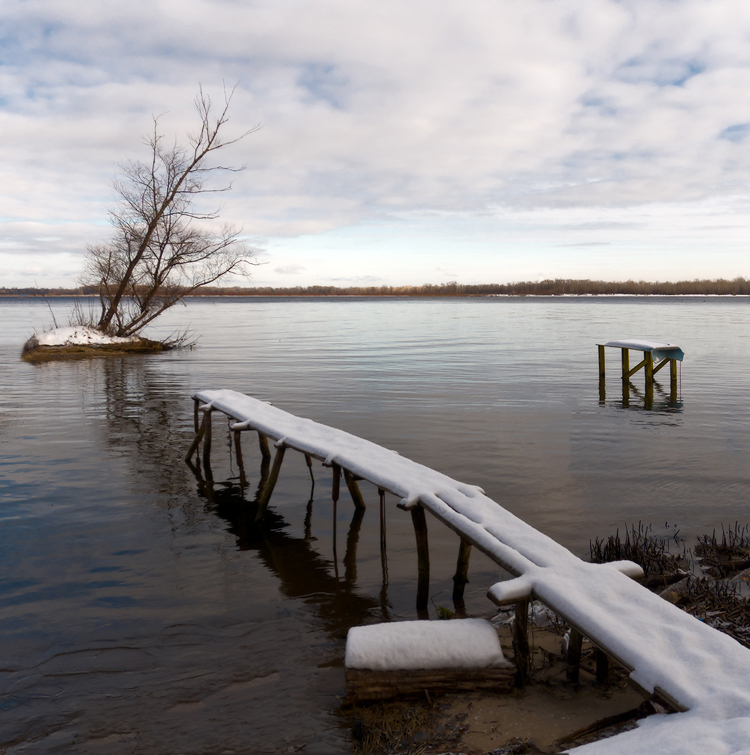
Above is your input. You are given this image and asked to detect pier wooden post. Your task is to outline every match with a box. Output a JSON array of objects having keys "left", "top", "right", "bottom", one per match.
[
  {"left": 304, "top": 454, "right": 315, "bottom": 484},
  {"left": 258, "top": 432, "right": 272, "bottom": 461},
  {"left": 202, "top": 408, "right": 213, "bottom": 481},
  {"left": 645, "top": 350, "right": 654, "bottom": 388},
  {"left": 255, "top": 444, "right": 286, "bottom": 520},
  {"left": 670, "top": 358, "right": 678, "bottom": 398},
  {"left": 513, "top": 598, "right": 530, "bottom": 686},
  {"left": 234, "top": 430, "right": 247, "bottom": 488},
  {"left": 567, "top": 628, "right": 583, "bottom": 684},
  {"left": 193, "top": 398, "right": 200, "bottom": 433},
  {"left": 379, "top": 488, "right": 388, "bottom": 585},
  {"left": 595, "top": 648, "right": 610, "bottom": 685},
  {"left": 598, "top": 345, "right": 605, "bottom": 381},
  {"left": 344, "top": 508, "right": 365, "bottom": 584},
  {"left": 410, "top": 505, "right": 430, "bottom": 614},
  {"left": 185, "top": 410, "right": 208, "bottom": 462},
  {"left": 332, "top": 464, "right": 341, "bottom": 566},
  {"left": 343, "top": 469, "right": 366, "bottom": 510},
  {"left": 452, "top": 538, "right": 472, "bottom": 603},
  {"left": 620, "top": 348, "right": 629, "bottom": 381}
]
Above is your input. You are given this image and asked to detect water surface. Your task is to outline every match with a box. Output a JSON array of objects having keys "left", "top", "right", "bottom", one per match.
[{"left": 1, "top": 296, "right": 748, "bottom": 752}]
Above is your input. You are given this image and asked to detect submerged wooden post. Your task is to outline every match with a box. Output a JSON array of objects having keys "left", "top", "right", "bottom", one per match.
[
  {"left": 255, "top": 444, "right": 286, "bottom": 520},
  {"left": 566, "top": 628, "right": 583, "bottom": 684},
  {"left": 620, "top": 347, "right": 629, "bottom": 381},
  {"left": 234, "top": 429, "right": 247, "bottom": 487},
  {"left": 193, "top": 398, "right": 200, "bottom": 433},
  {"left": 670, "top": 358, "right": 678, "bottom": 398},
  {"left": 513, "top": 598, "right": 530, "bottom": 686},
  {"left": 411, "top": 505, "right": 430, "bottom": 613},
  {"left": 452, "top": 538, "right": 472, "bottom": 603},
  {"left": 343, "top": 469, "right": 366, "bottom": 510},
  {"left": 258, "top": 432, "right": 272, "bottom": 461},
  {"left": 598, "top": 344, "right": 605, "bottom": 381}
]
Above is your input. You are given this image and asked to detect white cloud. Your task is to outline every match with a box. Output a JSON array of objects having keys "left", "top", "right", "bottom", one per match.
[{"left": 2, "top": 0, "right": 750, "bottom": 286}]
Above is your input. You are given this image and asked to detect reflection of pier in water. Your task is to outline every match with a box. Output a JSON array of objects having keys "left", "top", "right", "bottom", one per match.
[{"left": 186, "top": 455, "right": 393, "bottom": 633}]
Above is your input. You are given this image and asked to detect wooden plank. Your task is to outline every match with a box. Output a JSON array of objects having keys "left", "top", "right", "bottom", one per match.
[{"left": 345, "top": 667, "right": 514, "bottom": 703}]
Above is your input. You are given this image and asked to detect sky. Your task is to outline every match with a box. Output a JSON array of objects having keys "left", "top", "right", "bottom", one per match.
[{"left": 2, "top": 0, "right": 750, "bottom": 289}]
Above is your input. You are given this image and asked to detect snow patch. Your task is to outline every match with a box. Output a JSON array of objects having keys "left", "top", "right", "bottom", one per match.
[
  {"left": 34, "top": 327, "right": 140, "bottom": 346},
  {"left": 345, "top": 619, "right": 512, "bottom": 671}
]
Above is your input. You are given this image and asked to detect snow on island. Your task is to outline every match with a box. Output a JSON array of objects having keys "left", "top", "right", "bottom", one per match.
[
  {"left": 21, "top": 327, "right": 163, "bottom": 361},
  {"left": 193, "top": 389, "right": 750, "bottom": 755},
  {"left": 345, "top": 619, "right": 513, "bottom": 671},
  {"left": 32, "top": 326, "right": 140, "bottom": 347}
]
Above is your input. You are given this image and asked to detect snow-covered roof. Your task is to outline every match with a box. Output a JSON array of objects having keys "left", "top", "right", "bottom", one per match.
[
  {"left": 600, "top": 339, "right": 684, "bottom": 362},
  {"left": 193, "top": 389, "right": 750, "bottom": 755}
]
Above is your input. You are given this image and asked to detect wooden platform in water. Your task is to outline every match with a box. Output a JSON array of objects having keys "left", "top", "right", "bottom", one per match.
[{"left": 187, "top": 389, "right": 750, "bottom": 754}]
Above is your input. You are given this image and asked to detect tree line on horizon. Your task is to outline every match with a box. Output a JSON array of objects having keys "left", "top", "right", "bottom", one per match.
[{"left": 4, "top": 276, "right": 750, "bottom": 298}]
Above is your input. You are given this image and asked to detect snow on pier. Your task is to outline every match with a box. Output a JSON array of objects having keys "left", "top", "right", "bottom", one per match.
[{"left": 191, "top": 389, "right": 750, "bottom": 755}]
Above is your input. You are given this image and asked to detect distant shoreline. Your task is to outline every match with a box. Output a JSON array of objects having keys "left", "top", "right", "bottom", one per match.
[{"left": 3, "top": 277, "right": 749, "bottom": 298}]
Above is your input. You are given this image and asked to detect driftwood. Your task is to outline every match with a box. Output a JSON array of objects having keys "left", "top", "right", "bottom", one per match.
[{"left": 345, "top": 666, "right": 515, "bottom": 703}]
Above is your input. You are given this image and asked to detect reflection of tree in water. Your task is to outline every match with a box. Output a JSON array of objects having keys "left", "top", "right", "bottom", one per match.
[
  {"left": 97, "top": 357, "right": 198, "bottom": 498},
  {"left": 197, "top": 473, "right": 392, "bottom": 634}
]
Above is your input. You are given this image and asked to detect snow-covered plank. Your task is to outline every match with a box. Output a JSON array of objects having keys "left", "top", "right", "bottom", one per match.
[
  {"left": 600, "top": 339, "right": 684, "bottom": 361},
  {"left": 192, "top": 389, "right": 750, "bottom": 755}
]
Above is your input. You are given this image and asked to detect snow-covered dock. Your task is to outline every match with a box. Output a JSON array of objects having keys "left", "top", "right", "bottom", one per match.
[
  {"left": 597, "top": 339, "right": 683, "bottom": 399},
  {"left": 189, "top": 389, "right": 750, "bottom": 755}
]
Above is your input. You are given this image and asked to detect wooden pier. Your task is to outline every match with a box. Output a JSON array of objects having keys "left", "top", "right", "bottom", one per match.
[
  {"left": 186, "top": 389, "right": 750, "bottom": 755},
  {"left": 597, "top": 339, "right": 683, "bottom": 406}
]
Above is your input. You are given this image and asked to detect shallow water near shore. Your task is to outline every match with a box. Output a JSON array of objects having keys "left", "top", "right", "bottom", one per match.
[{"left": 1, "top": 295, "right": 749, "bottom": 753}]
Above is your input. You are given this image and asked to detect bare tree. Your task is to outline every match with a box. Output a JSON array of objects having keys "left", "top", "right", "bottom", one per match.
[{"left": 82, "top": 86, "right": 260, "bottom": 338}]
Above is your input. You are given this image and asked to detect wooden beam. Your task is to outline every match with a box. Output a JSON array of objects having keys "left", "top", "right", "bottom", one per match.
[
  {"left": 625, "top": 358, "right": 647, "bottom": 379},
  {"left": 653, "top": 357, "right": 671, "bottom": 375},
  {"left": 345, "top": 667, "right": 514, "bottom": 704},
  {"left": 598, "top": 344, "right": 606, "bottom": 381},
  {"left": 621, "top": 347, "right": 630, "bottom": 381},
  {"left": 343, "top": 468, "right": 366, "bottom": 510}
]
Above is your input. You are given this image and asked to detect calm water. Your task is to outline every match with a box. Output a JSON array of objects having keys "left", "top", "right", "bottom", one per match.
[{"left": 1, "top": 296, "right": 749, "bottom": 753}]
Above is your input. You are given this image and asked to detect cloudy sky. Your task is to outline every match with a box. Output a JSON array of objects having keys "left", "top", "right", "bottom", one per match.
[{"left": 2, "top": 0, "right": 750, "bottom": 288}]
